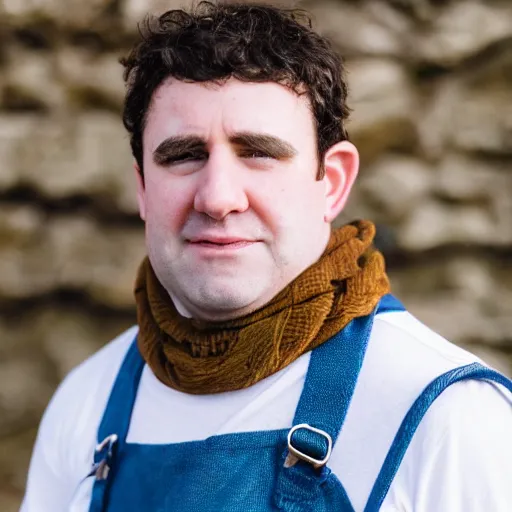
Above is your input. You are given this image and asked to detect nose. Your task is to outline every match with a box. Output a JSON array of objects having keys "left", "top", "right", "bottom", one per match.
[{"left": 193, "top": 149, "right": 249, "bottom": 220}]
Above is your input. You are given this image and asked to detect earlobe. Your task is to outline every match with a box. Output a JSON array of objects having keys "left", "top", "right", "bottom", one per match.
[
  {"left": 134, "top": 162, "right": 147, "bottom": 221},
  {"left": 322, "top": 141, "right": 359, "bottom": 222}
]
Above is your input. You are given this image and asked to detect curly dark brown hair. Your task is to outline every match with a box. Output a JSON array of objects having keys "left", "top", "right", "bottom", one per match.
[{"left": 121, "top": 1, "right": 350, "bottom": 179}]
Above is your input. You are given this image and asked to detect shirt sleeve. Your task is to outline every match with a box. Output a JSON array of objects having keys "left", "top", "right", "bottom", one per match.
[{"left": 389, "top": 378, "right": 512, "bottom": 512}]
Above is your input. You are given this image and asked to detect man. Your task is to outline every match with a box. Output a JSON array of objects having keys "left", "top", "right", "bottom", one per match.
[{"left": 22, "top": 2, "right": 512, "bottom": 511}]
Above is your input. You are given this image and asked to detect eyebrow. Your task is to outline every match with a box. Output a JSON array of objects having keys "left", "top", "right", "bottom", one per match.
[
  {"left": 230, "top": 132, "right": 298, "bottom": 159},
  {"left": 152, "top": 131, "right": 298, "bottom": 165},
  {"left": 153, "top": 136, "right": 206, "bottom": 165}
]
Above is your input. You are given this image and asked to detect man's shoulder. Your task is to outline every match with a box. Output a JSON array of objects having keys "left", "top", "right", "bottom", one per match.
[
  {"left": 42, "top": 326, "right": 138, "bottom": 447},
  {"left": 355, "top": 308, "right": 502, "bottom": 422},
  {"left": 371, "top": 309, "right": 481, "bottom": 376},
  {"left": 372, "top": 307, "right": 510, "bottom": 405},
  {"left": 364, "top": 308, "right": 511, "bottom": 438},
  {"left": 364, "top": 311, "right": 512, "bottom": 511},
  {"left": 338, "top": 309, "right": 512, "bottom": 503},
  {"left": 29, "top": 326, "right": 139, "bottom": 488},
  {"left": 60, "top": 326, "right": 138, "bottom": 400}
]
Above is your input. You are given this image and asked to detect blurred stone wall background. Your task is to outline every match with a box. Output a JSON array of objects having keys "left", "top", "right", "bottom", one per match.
[{"left": 0, "top": 0, "right": 511, "bottom": 508}]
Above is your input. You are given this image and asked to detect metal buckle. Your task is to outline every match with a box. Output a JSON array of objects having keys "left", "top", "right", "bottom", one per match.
[
  {"left": 93, "top": 434, "right": 118, "bottom": 480},
  {"left": 96, "top": 433, "right": 118, "bottom": 454},
  {"left": 287, "top": 423, "right": 332, "bottom": 469}
]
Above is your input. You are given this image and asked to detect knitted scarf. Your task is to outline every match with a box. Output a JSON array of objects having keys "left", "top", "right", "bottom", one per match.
[{"left": 135, "top": 220, "right": 390, "bottom": 394}]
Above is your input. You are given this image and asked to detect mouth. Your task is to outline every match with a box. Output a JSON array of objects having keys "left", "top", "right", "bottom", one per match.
[
  {"left": 186, "top": 237, "right": 259, "bottom": 251},
  {"left": 187, "top": 237, "right": 257, "bottom": 247}
]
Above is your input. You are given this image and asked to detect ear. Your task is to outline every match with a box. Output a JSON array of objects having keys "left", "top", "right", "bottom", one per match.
[
  {"left": 321, "top": 141, "right": 359, "bottom": 222},
  {"left": 134, "top": 162, "right": 146, "bottom": 221}
]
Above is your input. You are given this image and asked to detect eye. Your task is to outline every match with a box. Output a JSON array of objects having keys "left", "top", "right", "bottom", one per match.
[
  {"left": 163, "top": 152, "right": 207, "bottom": 165},
  {"left": 240, "top": 150, "right": 272, "bottom": 159}
]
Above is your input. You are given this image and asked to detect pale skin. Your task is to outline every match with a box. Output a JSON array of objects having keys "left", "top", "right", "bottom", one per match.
[{"left": 135, "top": 78, "right": 359, "bottom": 321}]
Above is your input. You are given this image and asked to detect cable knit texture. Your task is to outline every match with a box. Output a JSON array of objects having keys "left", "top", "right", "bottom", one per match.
[{"left": 135, "top": 220, "right": 390, "bottom": 394}]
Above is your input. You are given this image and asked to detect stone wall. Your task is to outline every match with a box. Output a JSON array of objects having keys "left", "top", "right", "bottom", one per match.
[{"left": 0, "top": 0, "right": 511, "bottom": 509}]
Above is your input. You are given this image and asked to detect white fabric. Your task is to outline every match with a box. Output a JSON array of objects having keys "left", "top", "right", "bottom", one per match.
[{"left": 21, "top": 311, "right": 512, "bottom": 512}]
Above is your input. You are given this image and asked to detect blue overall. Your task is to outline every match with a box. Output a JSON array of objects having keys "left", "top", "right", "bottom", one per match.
[{"left": 88, "top": 295, "right": 512, "bottom": 511}]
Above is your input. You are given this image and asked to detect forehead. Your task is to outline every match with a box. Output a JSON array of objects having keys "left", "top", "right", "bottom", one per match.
[{"left": 144, "top": 78, "right": 316, "bottom": 146}]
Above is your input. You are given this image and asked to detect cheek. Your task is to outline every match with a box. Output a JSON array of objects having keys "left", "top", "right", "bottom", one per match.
[
  {"left": 278, "top": 176, "right": 325, "bottom": 219},
  {"left": 248, "top": 177, "right": 292, "bottom": 234},
  {"left": 144, "top": 177, "right": 193, "bottom": 233},
  {"left": 250, "top": 173, "right": 324, "bottom": 240}
]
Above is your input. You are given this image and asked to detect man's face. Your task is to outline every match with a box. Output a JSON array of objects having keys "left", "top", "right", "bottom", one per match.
[{"left": 137, "top": 78, "right": 334, "bottom": 321}]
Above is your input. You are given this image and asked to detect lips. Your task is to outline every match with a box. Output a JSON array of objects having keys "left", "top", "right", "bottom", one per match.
[
  {"left": 188, "top": 237, "right": 249, "bottom": 245},
  {"left": 185, "top": 235, "right": 258, "bottom": 251}
]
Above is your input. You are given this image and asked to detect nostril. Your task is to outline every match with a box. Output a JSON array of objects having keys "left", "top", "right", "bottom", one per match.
[{"left": 193, "top": 186, "right": 249, "bottom": 219}]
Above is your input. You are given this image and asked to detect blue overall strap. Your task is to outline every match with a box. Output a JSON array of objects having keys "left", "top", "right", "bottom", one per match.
[
  {"left": 89, "top": 337, "right": 144, "bottom": 512},
  {"left": 375, "top": 293, "right": 405, "bottom": 314},
  {"left": 364, "top": 362, "right": 512, "bottom": 512},
  {"left": 293, "top": 294, "right": 404, "bottom": 440},
  {"left": 274, "top": 294, "right": 406, "bottom": 511}
]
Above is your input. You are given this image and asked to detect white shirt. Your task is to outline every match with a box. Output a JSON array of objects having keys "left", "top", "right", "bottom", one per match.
[{"left": 21, "top": 310, "right": 512, "bottom": 511}]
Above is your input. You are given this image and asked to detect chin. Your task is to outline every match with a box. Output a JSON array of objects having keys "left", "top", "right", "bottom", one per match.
[
  {"left": 199, "top": 289, "right": 257, "bottom": 311},
  {"left": 188, "top": 283, "right": 267, "bottom": 317}
]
